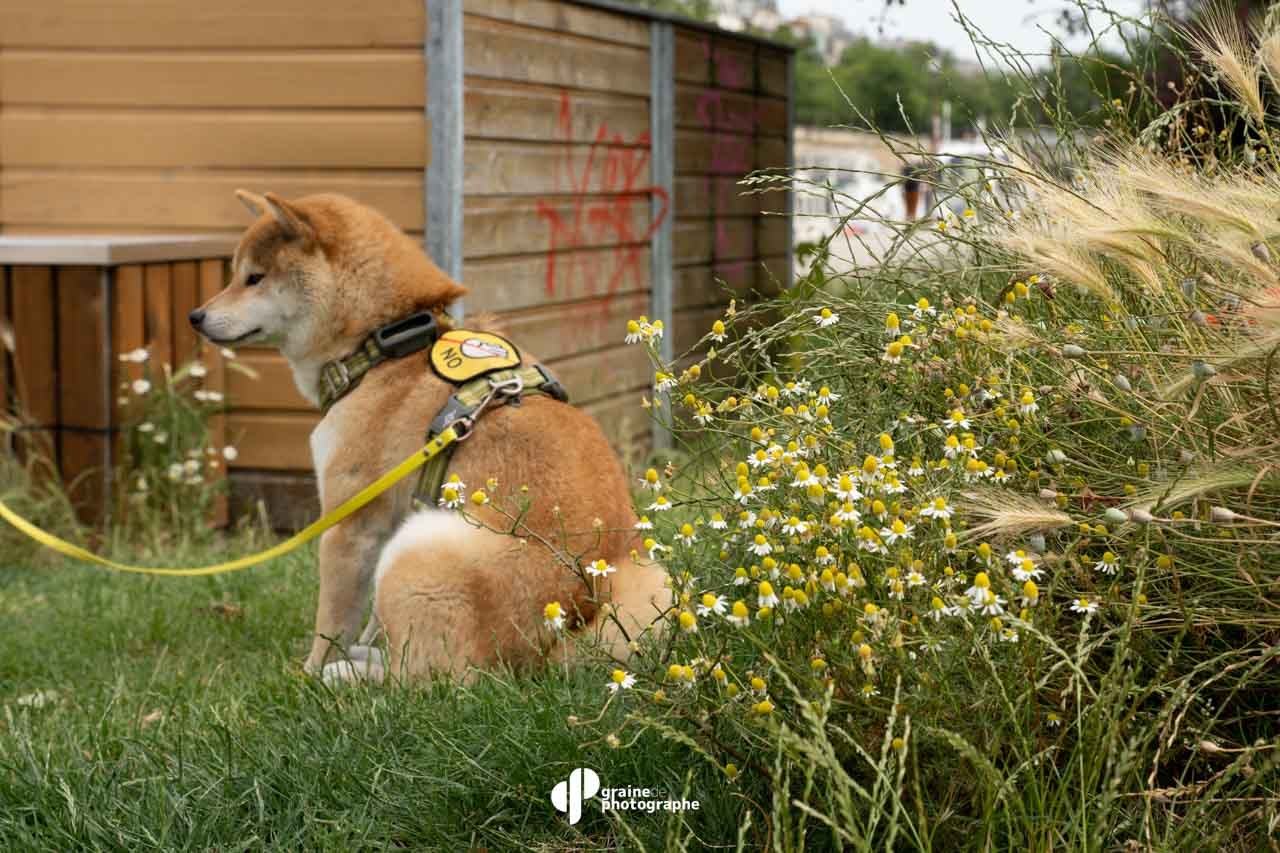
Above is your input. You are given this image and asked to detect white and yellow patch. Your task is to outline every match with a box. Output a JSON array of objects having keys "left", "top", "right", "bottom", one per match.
[{"left": 429, "top": 330, "right": 520, "bottom": 384}]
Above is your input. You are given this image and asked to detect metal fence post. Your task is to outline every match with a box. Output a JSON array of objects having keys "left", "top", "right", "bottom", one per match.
[
  {"left": 426, "top": 0, "right": 465, "bottom": 318},
  {"left": 649, "top": 20, "right": 675, "bottom": 450}
]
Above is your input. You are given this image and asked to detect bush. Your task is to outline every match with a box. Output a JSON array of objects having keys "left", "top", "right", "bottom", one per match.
[{"left": 579, "top": 8, "right": 1280, "bottom": 850}]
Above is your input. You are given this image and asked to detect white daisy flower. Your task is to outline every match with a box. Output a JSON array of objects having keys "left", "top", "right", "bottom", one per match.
[
  {"left": 608, "top": 669, "right": 636, "bottom": 692},
  {"left": 814, "top": 308, "right": 839, "bottom": 327},
  {"left": 1093, "top": 551, "right": 1120, "bottom": 575},
  {"left": 1070, "top": 597, "right": 1100, "bottom": 614},
  {"left": 696, "top": 593, "right": 727, "bottom": 616},
  {"left": 833, "top": 502, "right": 861, "bottom": 524},
  {"left": 918, "top": 497, "right": 953, "bottom": 521},
  {"left": 1011, "top": 559, "right": 1042, "bottom": 582},
  {"left": 781, "top": 516, "right": 808, "bottom": 536},
  {"left": 131, "top": 379, "right": 152, "bottom": 396},
  {"left": 586, "top": 559, "right": 616, "bottom": 578}
]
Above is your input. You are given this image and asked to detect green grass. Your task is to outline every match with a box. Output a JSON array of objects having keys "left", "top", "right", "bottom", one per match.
[{"left": 0, "top": 543, "right": 738, "bottom": 851}]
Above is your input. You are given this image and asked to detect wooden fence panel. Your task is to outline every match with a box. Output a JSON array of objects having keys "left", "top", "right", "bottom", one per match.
[{"left": 8, "top": 265, "right": 57, "bottom": 426}]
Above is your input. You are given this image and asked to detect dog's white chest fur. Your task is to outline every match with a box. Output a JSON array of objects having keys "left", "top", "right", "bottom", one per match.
[{"left": 310, "top": 416, "right": 341, "bottom": 506}]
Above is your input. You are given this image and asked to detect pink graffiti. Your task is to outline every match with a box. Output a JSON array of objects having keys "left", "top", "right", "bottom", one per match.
[
  {"left": 536, "top": 91, "right": 670, "bottom": 303},
  {"left": 696, "top": 40, "right": 762, "bottom": 282}
]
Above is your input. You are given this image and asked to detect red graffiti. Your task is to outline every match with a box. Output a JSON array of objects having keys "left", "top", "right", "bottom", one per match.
[{"left": 536, "top": 92, "right": 669, "bottom": 302}]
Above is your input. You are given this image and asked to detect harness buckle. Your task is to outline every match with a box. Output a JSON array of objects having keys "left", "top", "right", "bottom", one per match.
[
  {"left": 322, "top": 360, "right": 351, "bottom": 401},
  {"left": 373, "top": 311, "right": 439, "bottom": 359}
]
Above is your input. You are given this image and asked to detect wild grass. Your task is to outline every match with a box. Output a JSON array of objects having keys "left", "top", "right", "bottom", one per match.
[{"left": 4, "top": 3, "right": 1280, "bottom": 851}]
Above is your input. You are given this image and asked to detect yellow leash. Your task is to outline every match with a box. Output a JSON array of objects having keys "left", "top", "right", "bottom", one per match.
[{"left": 0, "top": 428, "right": 459, "bottom": 577}]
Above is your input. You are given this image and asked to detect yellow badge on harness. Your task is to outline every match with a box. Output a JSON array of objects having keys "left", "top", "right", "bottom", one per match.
[{"left": 430, "top": 330, "right": 521, "bottom": 384}]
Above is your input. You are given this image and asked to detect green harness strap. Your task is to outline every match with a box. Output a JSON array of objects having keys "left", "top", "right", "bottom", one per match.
[{"left": 412, "top": 364, "right": 568, "bottom": 507}]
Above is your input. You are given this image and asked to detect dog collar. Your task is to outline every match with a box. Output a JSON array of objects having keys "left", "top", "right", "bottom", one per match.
[{"left": 318, "top": 311, "right": 441, "bottom": 412}]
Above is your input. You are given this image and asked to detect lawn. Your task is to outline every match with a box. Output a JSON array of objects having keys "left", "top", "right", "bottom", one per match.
[{"left": 0, "top": 542, "right": 735, "bottom": 851}]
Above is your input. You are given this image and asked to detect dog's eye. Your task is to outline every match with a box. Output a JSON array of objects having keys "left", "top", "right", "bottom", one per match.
[{"left": 245, "top": 273, "right": 264, "bottom": 286}]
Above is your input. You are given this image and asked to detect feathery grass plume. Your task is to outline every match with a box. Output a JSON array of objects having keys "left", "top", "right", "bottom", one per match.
[
  {"left": 957, "top": 490, "right": 1075, "bottom": 542},
  {"left": 1000, "top": 228, "right": 1116, "bottom": 300},
  {"left": 1179, "top": 1, "right": 1268, "bottom": 127},
  {"left": 1130, "top": 464, "right": 1269, "bottom": 514},
  {"left": 1112, "top": 154, "right": 1264, "bottom": 240},
  {"left": 1259, "top": 19, "right": 1280, "bottom": 95},
  {"left": 1200, "top": 231, "right": 1280, "bottom": 289}
]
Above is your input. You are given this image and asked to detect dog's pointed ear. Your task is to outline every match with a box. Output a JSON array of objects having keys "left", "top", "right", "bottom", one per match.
[
  {"left": 263, "top": 192, "right": 315, "bottom": 242},
  {"left": 234, "top": 189, "right": 268, "bottom": 218}
]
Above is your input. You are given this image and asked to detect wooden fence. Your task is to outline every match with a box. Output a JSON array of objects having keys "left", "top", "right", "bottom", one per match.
[{"left": 0, "top": 0, "right": 793, "bottom": 526}]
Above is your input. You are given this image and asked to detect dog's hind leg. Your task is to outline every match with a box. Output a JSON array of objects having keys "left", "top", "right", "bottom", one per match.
[{"left": 373, "top": 511, "right": 555, "bottom": 680}]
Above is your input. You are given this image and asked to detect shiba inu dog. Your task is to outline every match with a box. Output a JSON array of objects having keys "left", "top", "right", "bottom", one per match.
[{"left": 190, "top": 191, "right": 669, "bottom": 681}]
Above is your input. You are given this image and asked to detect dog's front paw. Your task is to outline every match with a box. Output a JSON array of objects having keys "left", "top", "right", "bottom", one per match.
[{"left": 321, "top": 656, "right": 386, "bottom": 686}]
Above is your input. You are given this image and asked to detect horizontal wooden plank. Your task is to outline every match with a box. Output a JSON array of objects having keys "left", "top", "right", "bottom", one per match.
[
  {"left": 675, "top": 84, "right": 757, "bottom": 133},
  {"left": 225, "top": 412, "right": 319, "bottom": 471},
  {"left": 758, "top": 136, "right": 788, "bottom": 169},
  {"left": 673, "top": 304, "right": 727, "bottom": 351},
  {"left": 0, "top": 169, "right": 424, "bottom": 230},
  {"left": 757, "top": 215, "right": 789, "bottom": 257},
  {"left": 759, "top": 50, "right": 790, "bottom": 98},
  {"left": 673, "top": 262, "right": 757, "bottom": 311},
  {"left": 225, "top": 349, "right": 312, "bottom": 412},
  {"left": 463, "top": 247, "right": 650, "bottom": 314},
  {"left": 675, "top": 30, "right": 755, "bottom": 91},
  {"left": 465, "top": 15, "right": 648, "bottom": 96},
  {"left": 464, "top": 194, "right": 655, "bottom": 259},
  {"left": 583, "top": 391, "right": 651, "bottom": 452},
  {"left": 0, "top": 51, "right": 424, "bottom": 108},
  {"left": 465, "top": 141, "right": 653, "bottom": 196},
  {"left": 496, "top": 291, "right": 649, "bottom": 362},
  {"left": 672, "top": 254, "right": 787, "bottom": 311},
  {"left": 1, "top": 0, "right": 423, "bottom": 48},
  {"left": 465, "top": 0, "right": 649, "bottom": 47},
  {"left": 675, "top": 31, "right": 711, "bottom": 85},
  {"left": 545, "top": 344, "right": 650, "bottom": 406},
  {"left": 675, "top": 175, "right": 760, "bottom": 218},
  {"left": 675, "top": 129, "right": 757, "bottom": 177},
  {"left": 466, "top": 80, "right": 648, "bottom": 143},
  {"left": 1, "top": 109, "right": 427, "bottom": 168},
  {"left": 674, "top": 217, "right": 755, "bottom": 266}
]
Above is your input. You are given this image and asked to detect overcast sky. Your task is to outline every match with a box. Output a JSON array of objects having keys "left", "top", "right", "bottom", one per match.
[{"left": 776, "top": 0, "right": 1148, "bottom": 64}]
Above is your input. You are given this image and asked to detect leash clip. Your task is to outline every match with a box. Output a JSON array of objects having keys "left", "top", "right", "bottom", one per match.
[{"left": 442, "top": 375, "right": 523, "bottom": 442}]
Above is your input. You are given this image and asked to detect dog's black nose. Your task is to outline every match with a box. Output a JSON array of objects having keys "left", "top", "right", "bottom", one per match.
[{"left": 188, "top": 309, "right": 206, "bottom": 329}]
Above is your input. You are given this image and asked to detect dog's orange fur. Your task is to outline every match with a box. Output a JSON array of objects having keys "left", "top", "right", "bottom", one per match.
[{"left": 193, "top": 191, "right": 668, "bottom": 678}]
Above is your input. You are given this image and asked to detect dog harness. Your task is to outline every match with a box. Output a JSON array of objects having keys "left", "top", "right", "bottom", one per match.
[{"left": 316, "top": 311, "right": 568, "bottom": 504}]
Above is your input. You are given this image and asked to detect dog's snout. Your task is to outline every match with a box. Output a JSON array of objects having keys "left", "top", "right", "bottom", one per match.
[{"left": 188, "top": 309, "right": 206, "bottom": 329}]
